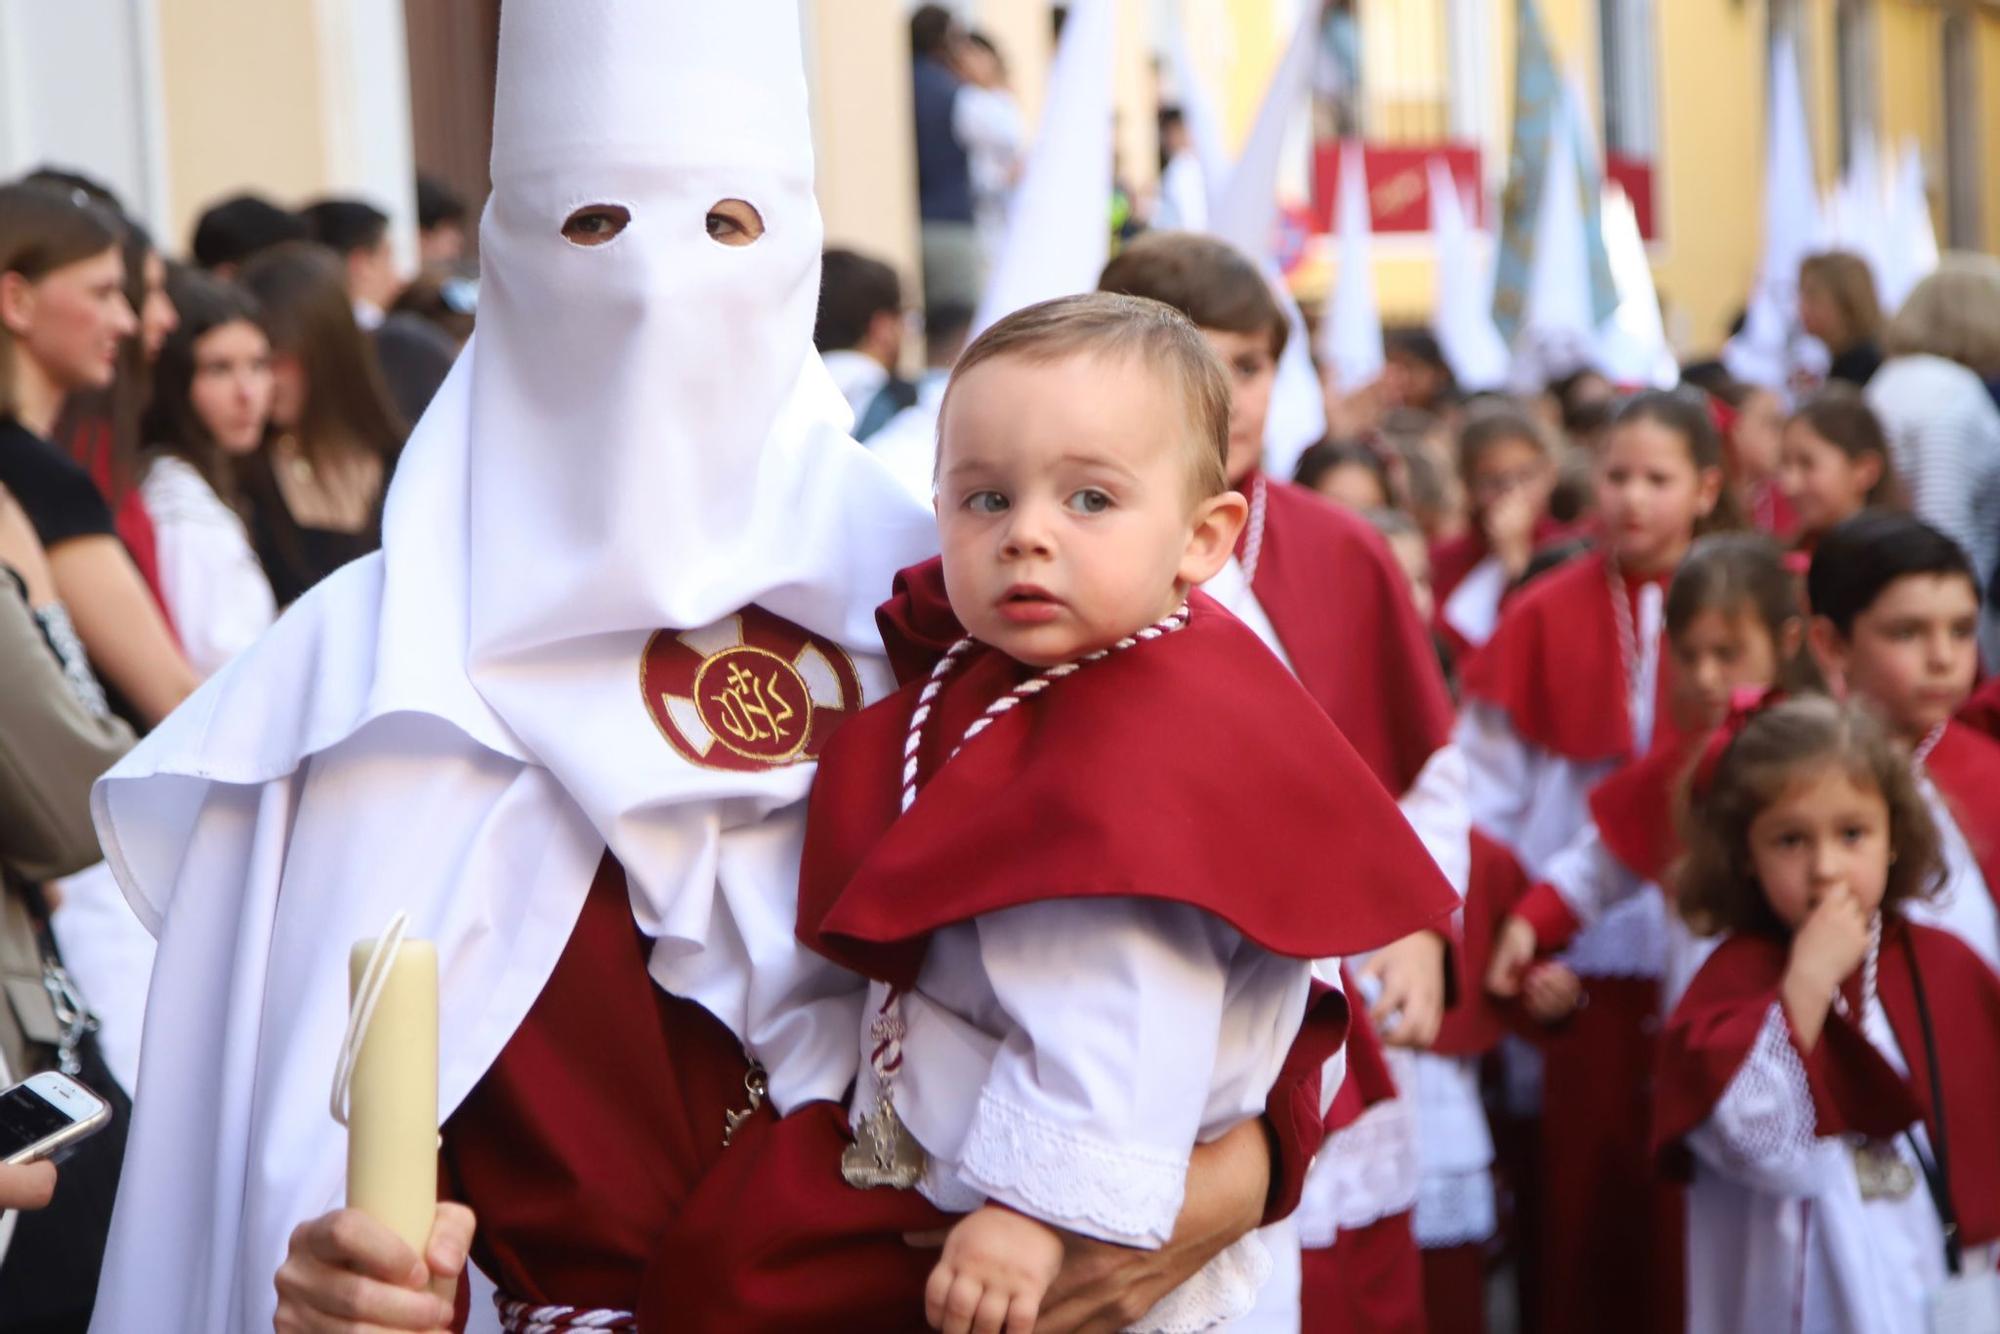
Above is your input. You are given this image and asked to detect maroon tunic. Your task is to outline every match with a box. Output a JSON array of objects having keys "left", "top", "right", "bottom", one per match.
[{"left": 441, "top": 855, "right": 761, "bottom": 1316}]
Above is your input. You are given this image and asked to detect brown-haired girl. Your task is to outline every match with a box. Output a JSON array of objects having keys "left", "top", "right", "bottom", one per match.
[
  {"left": 1778, "top": 385, "right": 1900, "bottom": 552},
  {"left": 1458, "top": 387, "right": 1735, "bottom": 1334},
  {"left": 1430, "top": 406, "right": 1565, "bottom": 659},
  {"left": 0, "top": 181, "right": 198, "bottom": 726},
  {"left": 1656, "top": 695, "right": 2000, "bottom": 1332},
  {"left": 139, "top": 268, "right": 277, "bottom": 676},
  {"left": 237, "top": 241, "right": 405, "bottom": 605}
]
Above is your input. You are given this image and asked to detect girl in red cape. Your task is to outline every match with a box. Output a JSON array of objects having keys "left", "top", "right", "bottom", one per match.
[
  {"left": 1485, "top": 532, "right": 1812, "bottom": 1008},
  {"left": 1456, "top": 388, "right": 1733, "bottom": 1334},
  {"left": 651, "top": 295, "right": 1457, "bottom": 1334},
  {"left": 1657, "top": 694, "right": 2000, "bottom": 1332}
]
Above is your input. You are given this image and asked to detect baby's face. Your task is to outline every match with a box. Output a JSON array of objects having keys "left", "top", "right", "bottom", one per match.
[{"left": 935, "top": 350, "right": 1232, "bottom": 666}]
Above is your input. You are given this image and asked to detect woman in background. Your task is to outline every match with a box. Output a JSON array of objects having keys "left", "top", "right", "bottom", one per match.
[
  {"left": 140, "top": 268, "right": 277, "bottom": 676},
  {"left": 0, "top": 181, "right": 197, "bottom": 727},
  {"left": 1797, "top": 250, "right": 1884, "bottom": 388},
  {"left": 237, "top": 241, "right": 405, "bottom": 605}
]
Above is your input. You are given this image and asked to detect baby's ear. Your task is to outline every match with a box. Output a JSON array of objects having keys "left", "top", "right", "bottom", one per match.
[{"left": 1180, "top": 490, "right": 1250, "bottom": 587}]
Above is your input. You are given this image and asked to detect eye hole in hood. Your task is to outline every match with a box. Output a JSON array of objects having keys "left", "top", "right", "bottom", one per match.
[
  {"left": 562, "top": 204, "right": 631, "bottom": 247},
  {"left": 705, "top": 198, "right": 764, "bottom": 247}
]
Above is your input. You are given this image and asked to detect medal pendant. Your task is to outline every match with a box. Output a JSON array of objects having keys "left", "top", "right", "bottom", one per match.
[
  {"left": 840, "top": 1097, "right": 927, "bottom": 1190},
  {"left": 1852, "top": 1142, "right": 1918, "bottom": 1201}
]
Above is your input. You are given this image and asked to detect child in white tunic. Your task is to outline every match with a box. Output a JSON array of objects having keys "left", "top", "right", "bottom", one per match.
[
  {"left": 783, "top": 295, "right": 1458, "bottom": 1334},
  {"left": 1657, "top": 695, "right": 2000, "bottom": 1334}
]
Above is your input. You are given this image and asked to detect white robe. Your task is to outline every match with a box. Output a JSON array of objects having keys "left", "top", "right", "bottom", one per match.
[
  {"left": 1683, "top": 998, "right": 1998, "bottom": 1333},
  {"left": 1455, "top": 579, "right": 1667, "bottom": 979},
  {"left": 1203, "top": 557, "right": 1481, "bottom": 1253},
  {"left": 876, "top": 899, "right": 1318, "bottom": 1331}
]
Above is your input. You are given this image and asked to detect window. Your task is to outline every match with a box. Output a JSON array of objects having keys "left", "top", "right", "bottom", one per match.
[
  {"left": 1598, "top": 0, "right": 1658, "bottom": 162},
  {"left": 1835, "top": 0, "right": 1876, "bottom": 172},
  {"left": 1942, "top": 12, "right": 1982, "bottom": 247}
]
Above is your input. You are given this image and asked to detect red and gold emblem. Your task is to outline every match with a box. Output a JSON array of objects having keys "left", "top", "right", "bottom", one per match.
[{"left": 641, "top": 607, "right": 864, "bottom": 772}]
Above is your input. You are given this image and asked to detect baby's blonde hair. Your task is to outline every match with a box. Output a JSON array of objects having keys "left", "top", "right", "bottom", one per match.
[{"left": 938, "top": 292, "right": 1232, "bottom": 502}]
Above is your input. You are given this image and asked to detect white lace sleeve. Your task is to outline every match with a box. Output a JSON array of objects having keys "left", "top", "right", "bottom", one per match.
[
  {"left": 1541, "top": 821, "right": 1644, "bottom": 934},
  {"left": 1123, "top": 1232, "right": 1273, "bottom": 1334},
  {"left": 953, "top": 898, "right": 1235, "bottom": 1249},
  {"left": 1684, "top": 1003, "right": 1829, "bottom": 1197}
]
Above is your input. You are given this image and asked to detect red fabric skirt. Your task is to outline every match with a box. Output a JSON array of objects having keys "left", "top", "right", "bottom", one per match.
[
  {"left": 442, "top": 857, "right": 763, "bottom": 1314},
  {"left": 1533, "top": 975, "right": 1684, "bottom": 1334},
  {"left": 1298, "top": 1210, "right": 1425, "bottom": 1334},
  {"left": 642, "top": 1100, "right": 951, "bottom": 1332},
  {"left": 1419, "top": 1243, "right": 1486, "bottom": 1334}
]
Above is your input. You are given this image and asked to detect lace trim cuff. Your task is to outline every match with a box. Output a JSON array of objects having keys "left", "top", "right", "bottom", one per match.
[
  {"left": 1123, "top": 1232, "right": 1274, "bottom": 1333},
  {"left": 953, "top": 1088, "right": 1188, "bottom": 1248},
  {"left": 1707, "top": 1004, "right": 1822, "bottom": 1178}
]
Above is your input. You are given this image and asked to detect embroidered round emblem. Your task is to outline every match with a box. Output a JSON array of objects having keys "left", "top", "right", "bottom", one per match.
[{"left": 641, "top": 607, "right": 864, "bottom": 772}]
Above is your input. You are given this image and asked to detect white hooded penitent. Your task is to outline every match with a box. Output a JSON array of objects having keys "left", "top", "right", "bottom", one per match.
[
  {"left": 1209, "top": 1, "right": 1327, "bottom": 481},
  {"left": 967, "top": 0, "right": 1114, "bottom": 339},
  {"left": 1427, "top": 158, "right": 1511, "bottom": 392},
  {"left": 1316, "top": 139, "right": 1385, "bottom": 394},
  {"left": 85, "top": 4, "right": 936, "bottom": 1330}
]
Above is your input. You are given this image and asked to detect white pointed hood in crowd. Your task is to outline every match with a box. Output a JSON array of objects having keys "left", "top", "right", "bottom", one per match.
[{"left": 87, "top": 5, "right": 935, "bottom": 1329}]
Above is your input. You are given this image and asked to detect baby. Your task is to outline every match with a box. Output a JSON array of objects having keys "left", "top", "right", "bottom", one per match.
[{"left": 661, "top": 293, "right": 1457, "bottom": 1334}]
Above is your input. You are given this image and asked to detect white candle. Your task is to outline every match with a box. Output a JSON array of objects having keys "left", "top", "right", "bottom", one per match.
[{"left": 346, "top": 938, "right": 439, "bottom": 1253}]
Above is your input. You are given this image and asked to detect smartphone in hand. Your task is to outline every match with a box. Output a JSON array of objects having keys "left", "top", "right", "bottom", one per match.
[{"left": 0, "top": 1071, "right": 110, "bottom": 1166}]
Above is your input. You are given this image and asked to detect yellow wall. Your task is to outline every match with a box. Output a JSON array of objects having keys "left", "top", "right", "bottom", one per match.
[
  {"left": 1651, "top": 0, "right": 1765, "bottom": 350},
  {"left": 155, "top": 0, "right": 329, "bottom": 253},
  {"left": 810, "top": 0, "right": 921, "bottom": 296}
]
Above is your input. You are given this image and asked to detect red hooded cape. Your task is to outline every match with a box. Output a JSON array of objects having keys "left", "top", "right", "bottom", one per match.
[
  {"left": 1926, "top": 722, "right": 2000, "bottom": 904},
  {"left": 1654, "top": 918, "right": 2000, "bottom": 1250},
  {"left": 1239, "top": 475, "right": 1455, "bottom": 794},
  {"left": 798, "top": 565, "right": 1460, "bottom": 987},
  {"left": 1461, "top": 547, "right": 1676, "bottom": 765},
  {"left": 1957, "top": 675, "right": 2000, "bottom": 746}
]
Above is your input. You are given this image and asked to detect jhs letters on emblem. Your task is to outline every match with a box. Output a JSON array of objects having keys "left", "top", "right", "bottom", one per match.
[{"left": 641, "top": 607, "right": 864, "bottom": 773}]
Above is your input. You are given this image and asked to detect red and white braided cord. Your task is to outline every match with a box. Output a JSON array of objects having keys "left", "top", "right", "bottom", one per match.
[
  {"left": 875, "top": 601, "right": 1193, "bottom": 1084},
  {"left": 494, "top": 1298, "right": 637, "bottom": 1333},
  {"left": 1240, "top": 474, "right": 1269, "bottom": 587}
]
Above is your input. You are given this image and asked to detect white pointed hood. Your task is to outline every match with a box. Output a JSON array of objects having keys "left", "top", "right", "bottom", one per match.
[
  {"left": 1427, "top": 159, "right": 1510, "bottom": 391},
  {"left": 1725, "top": 33, "right": 1827, "bottom": 389},
  {"left": 1209, "top": 3, "right": 1327, "bottom": 479},
  {"left": 968, "top": 0, "right": 1114, "bottom": 337},
  {"left": 1318, "top": 139, "right": 1385, "bottom": 393},
  {"left": 1511, "top": 92, "right": 1599, "bottom": 389}
]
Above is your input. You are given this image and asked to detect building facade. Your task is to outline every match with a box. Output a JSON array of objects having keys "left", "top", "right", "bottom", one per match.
[{"left": 0, "top": 0, "right": 1991, "bottom": 358}]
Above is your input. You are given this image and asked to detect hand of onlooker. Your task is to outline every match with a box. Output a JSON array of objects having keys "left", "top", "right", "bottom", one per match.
[
  {"left": 1521, "top": 962, "right": 1584, "bottom": 1024},
  {"left": 1359, "top": 929, "right": 1447, "bottom": 1048},
  {"left": 273, "top": 1204, "right": 473, "bottom": 1334},
  {"left": 0, "top": 1160, "right": 57, "bottom": 1211},
  {"left": 1484, "top": 914, "right": 1541, "bottom": 998},
  {"left": 0, "top": 485, "right": 57, "bottom": 608},
  {"left": 926, "top": 1205, "right": 1064, "bottom": 1334}
]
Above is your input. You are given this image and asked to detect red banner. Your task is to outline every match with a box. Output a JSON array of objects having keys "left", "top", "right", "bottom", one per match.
[
  {"left": 1605, "top": 153, "right": 1657, "bottom": 241},
  {"left": 1309, "top": 142, "right": 1484, "bottom": 234}
]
